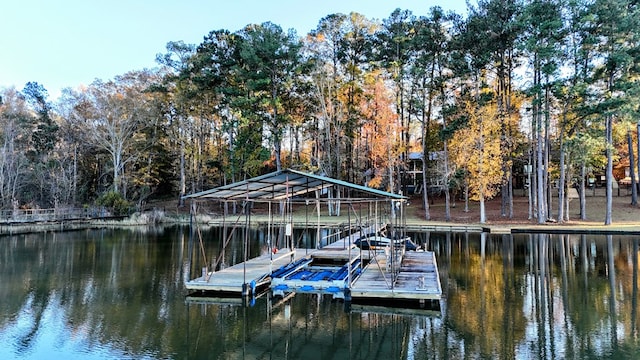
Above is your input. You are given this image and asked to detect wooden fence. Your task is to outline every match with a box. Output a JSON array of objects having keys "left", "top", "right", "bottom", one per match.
[{"left": 0, "top": 207, "right": 109, "bottom": 224}]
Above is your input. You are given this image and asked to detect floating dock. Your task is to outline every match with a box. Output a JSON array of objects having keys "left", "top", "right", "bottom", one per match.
[
  {"left": 185, "top": 250, "right": 308, "bottom": 294},
  {"left": 349, "top": 251, "right": 442, "bottom": 303},
  {"left": 181, "top": 169, "right": 442, "bottom": 307},
  {"left": 184, "top": 227, "right": 370, "bottom": 294},
  {"left": 186, "top": 237, "right": 442, "bottom": 306}
]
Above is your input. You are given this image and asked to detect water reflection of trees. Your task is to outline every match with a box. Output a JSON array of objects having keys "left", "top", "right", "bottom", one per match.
[
  {"left": 185, "top": 293, "right": 446, "bottom": 359},
  {"left": 441, "top": 232, "right": 526, "bottom": 358},
  {"left": 2, "top": 227, "right": 443, "bottom": 359},
  {"left": 2, "top": 228, "right": 640, "bottom": 359},
  {"left": 425, "top": 231, "right": 640, "bottom": 359},
  {"left": 0, "top": 228, "right": 193, "bottom": 358}
]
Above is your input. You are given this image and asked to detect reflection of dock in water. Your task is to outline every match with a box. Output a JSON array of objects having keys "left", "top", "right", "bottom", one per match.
[{"left": 184, "top": 290, "right": 441, "bottom": 360}]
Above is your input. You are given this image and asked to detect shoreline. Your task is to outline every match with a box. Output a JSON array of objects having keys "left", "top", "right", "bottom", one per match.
[
  {"left": 1, "top": 221, "right": 638, "bottom": 237},
  {"left": 1, "top": 208, "right": 638, "bottom": 236},
  {"left": 202, "top": 213, "right": 640, "bottom": 235}
]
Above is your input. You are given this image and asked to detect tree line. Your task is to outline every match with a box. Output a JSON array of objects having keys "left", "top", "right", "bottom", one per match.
[{"left": 0, "top": 0, "right": 638, "bottom": 224}]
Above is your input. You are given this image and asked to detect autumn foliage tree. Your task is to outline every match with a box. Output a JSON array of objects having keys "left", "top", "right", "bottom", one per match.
[
  {"left": 449, "top": 91, "right": 503, "bottom": 223},
  {"left": 1, "top": 0, "right": 638, "bottom": 225},
  {"left": 359, "top": 71, "right": 401, "bottom": 191},
  {"left": 0, "top": 89, "right": 31, "bottom": 208}
]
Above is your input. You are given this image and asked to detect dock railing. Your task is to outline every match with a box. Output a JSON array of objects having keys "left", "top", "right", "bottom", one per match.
[
  {"left": 320, "top": 218, "right": 387, "bottom": 248},
  {"left": 320, "top": 222, "right": 361, "bottom": 246},
  {"left": 321, "top": 228, "right": 342, "bottom": 246},
  {"left": 0, "top": 207, "right": 109, "bottom": 224}
]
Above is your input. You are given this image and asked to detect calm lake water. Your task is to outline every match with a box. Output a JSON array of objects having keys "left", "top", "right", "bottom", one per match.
[{"left": 1, "top": 226, "right": 639, "bottom": 359}]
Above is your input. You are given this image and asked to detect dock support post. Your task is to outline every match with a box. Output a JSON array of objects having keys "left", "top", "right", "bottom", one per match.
[
  {"left": 344, "top": 288, "right": 351, "bottom": 302},
  {"left": 242, "top": 280, "right": 257, "bottom": 297}
]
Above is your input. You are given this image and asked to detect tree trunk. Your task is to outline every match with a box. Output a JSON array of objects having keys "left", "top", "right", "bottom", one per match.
[
  {"left": 557, "top": 129, "right": 566, "bottom": 223},
  {"left": 498, "top": 49, "right": 508, "bottom": 218},
  {"left": 507, "top": 173, "right": 513, "bottom": 218},
  {"left": 179, "top": 138, "right": 186, "bottom": 206},
  {"left": 565, "top": 166, "right": 573, "bottom": 222},
  {"left": 637, "top": 121, "right": 640, "bottom": 200},
  {"left": 443, "top": 130, "right": 450, "bottom": 222},
  {"left": 480, "top": 192, "right": 486, "bottom": 224},
  {"left": 478, "top": 117, "right": 486, "bottom": 224},
  {"left": 536, "top": 108, "right": 546, "bottom": 224},
  {"left": 628, "top": 129, "right": 637, "bottom": 206},
  {"left": 73, "top": 145, "right": 78, "bottom": 205},
  {"left": 544, "top": 86, "right": 552, "bottom": 220},
  {"left": 272, "top": 81, "right": 283, "bottom": 172},
  {"left": 604, "top": 114, "right": 613, "bottom": 225},
  {"left": 580, "top": 162, "right": 587, "bottom": 220},
  {"left": 528, "top": 150, "right": 533, "bottom": 220},
  {"left": 274, "top": 138, "right": 283, "bottom": 171},
  {"left": 534, "top": 55, "right": 546, "bottom": 224},
  {"left": 441, "top": 82, "right": 451, "bottom": 222},
  {"left": 421, "top": 158, "right": 430, "bottom": 220},
  {"left": 113, "top": 151, "right": 121, "bottom": 194},
  {"left": 506, "top": 53, "right": 514, "bottom": 219},
  {"left": 421, "top": 76, "right": 432, "bottom": 221},
  {"left": 464, "top": 180, "right": 469, "bottom": 213}
]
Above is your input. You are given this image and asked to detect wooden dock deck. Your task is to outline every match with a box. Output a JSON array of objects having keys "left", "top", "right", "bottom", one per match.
[
  {"left": 184, "top": 227, "right": 368, "bottom": 295},
  {"left": 185, "top": 250, "right": 309, "bottom": 294},
  {"left": 349, "top": 251, "right": 442, "bottom": 302},
  {"left": 185, "top": 226, "right": 442, "bottom": 306}
]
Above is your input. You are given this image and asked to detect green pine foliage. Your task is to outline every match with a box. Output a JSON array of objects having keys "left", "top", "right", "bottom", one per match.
[{"left": 0, "top": 0, "right": 637, "bottom": 222}]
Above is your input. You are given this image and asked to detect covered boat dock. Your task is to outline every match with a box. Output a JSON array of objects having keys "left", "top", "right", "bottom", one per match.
[{"left": 183, "top": 169, "right": 442, "bottom": 307}]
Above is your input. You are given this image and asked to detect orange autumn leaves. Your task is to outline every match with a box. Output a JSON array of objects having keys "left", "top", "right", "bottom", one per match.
[{"left": 359, "top": 71, "right": 401, "bottom": 190}]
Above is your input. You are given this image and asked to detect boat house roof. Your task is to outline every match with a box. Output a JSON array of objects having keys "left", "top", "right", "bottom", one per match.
[{"left": 183, "top": 168, "right": 407, "bottom": 203}]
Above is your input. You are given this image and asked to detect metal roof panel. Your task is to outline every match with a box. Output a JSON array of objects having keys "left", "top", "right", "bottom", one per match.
[{"left": 183, "top": 169, "right": 407, "bottom": 201}]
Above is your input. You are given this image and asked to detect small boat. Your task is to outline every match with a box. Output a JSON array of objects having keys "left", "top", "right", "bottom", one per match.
[{"left": 354, "top": 235, "right": 420, "bottom": 251}]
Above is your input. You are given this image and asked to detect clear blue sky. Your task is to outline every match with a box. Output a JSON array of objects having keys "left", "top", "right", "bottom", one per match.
[{"left": 1, "top": 0, "right": 467, "bottom": 99}]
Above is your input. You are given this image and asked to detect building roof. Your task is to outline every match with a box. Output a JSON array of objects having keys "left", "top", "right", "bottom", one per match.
[
  {"left": 407, "top": 151, "right": 444, "bottom": 161},
  {"left": 183, "top": 168, "right": 407, "bottom": 202}
]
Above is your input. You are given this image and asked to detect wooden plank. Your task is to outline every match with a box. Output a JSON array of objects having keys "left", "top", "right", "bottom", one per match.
[
  {"left": 185, "top": 250, "right": 307, "bottom": 292},
  {"left": 185, "top": 231, "right": 443, "bottom": 305},
  {"left": 350, "top": 251, "right": 442, "bottom": 301}
]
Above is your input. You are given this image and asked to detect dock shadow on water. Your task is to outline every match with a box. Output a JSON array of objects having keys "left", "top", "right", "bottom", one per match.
[
  {"left": 184, "top": 292, "right": 440, "bottom": 359},
  {"left": 1, "top": 226, "right": 639, "bottom": 359}
]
